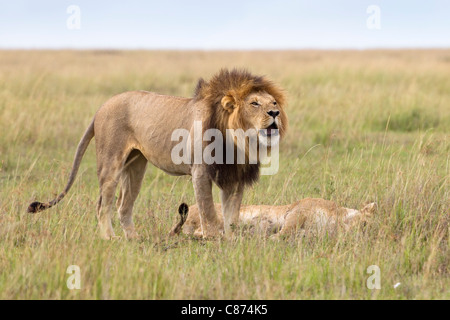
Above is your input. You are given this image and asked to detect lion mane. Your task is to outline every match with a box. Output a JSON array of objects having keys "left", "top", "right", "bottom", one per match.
[{"left": 194, "top": 69, "right": 288, "bottom": 188}]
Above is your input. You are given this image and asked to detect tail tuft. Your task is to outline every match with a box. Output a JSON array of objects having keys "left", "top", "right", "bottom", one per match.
[
  {"left": 27, "top": 201, "right": 46, "bottom": 213},
  {"left": 178, "top": 203, "right": 189, "bottom": 218},
  {"left": 169, "top": 203, "right": 190, "bottom": 236}
]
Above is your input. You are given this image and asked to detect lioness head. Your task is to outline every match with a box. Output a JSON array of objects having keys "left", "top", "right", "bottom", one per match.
[{"left": 194, "top": 69, "right": 288, "bottom": 188}]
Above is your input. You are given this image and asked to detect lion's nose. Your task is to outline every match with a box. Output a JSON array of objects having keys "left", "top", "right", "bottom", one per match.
[{"left": 267, "top": 110, "right": 280, "bottom": 118}]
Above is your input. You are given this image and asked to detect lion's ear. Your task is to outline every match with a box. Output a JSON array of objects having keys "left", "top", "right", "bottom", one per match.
[{"left": 221, "top": 95, "right": 236, "bottom": 113}]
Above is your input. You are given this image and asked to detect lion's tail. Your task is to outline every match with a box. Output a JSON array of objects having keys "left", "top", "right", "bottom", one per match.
[
  {"left": 169, "top": 203, "right": 189, "bottom": 236},
  {"left": 27, "top": 119, "right": 95, "bottom": 213}
]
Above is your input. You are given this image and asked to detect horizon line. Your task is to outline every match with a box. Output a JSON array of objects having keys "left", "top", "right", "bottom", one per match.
[{"left": 1, "top": 46, "right": 449, "bottom": 51}]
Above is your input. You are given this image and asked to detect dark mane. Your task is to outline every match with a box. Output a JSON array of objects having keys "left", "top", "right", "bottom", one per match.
[
  {"left": 194, "top": 69, "right": 286, "bottom": 189},
  {"left": 206, "top": 139, "right": 261, "bottom": 189}
]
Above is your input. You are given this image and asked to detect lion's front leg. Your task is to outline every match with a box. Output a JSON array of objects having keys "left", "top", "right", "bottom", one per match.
[
  {"left": 192, "top": 166, "right": 222, "bottom": 238},
  {"left": 220, "top": 183, "right": 244, "bottom": 237}
]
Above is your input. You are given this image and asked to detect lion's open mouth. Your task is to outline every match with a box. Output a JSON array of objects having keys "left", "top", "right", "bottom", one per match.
[{"left": 259, "top": 122, "right": 279, "bottom": 137}]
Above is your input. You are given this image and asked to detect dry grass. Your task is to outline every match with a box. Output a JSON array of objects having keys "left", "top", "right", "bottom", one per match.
[{"left": 0, "top": 50, "right": 449, "bottom": 299}]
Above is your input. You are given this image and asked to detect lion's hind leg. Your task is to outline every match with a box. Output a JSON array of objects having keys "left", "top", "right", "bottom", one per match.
[
  {"left": 97, "top": 173, "right": 121, "bottom": 240},
  {"left": 277, "top": 205, "right": 308, "bottom": 238},
  {"left": 96, "top": 149, "right": 134, "bottom": 240},
  {"left": 116, "top": 149, "right": 148, "bottom": 240}
]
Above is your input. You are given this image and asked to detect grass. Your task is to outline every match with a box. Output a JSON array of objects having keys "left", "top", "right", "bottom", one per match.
[
  {"left": 382, "top": 108, "right": 440, "bottom": 132},
  {"left": 0, "top": 50, "right": 449, "bottom": 299}
]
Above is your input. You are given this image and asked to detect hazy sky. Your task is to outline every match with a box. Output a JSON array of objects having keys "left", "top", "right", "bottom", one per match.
[{"left": 1, "top": 0, "right": 449, "bottom": 49}]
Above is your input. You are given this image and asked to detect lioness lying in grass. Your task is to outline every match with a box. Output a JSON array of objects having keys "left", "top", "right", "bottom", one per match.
[{"left": 170, "top": 198, "right": 377, "bottom": 238}]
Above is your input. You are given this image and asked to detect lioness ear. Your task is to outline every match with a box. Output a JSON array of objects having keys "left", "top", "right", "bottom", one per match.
[{"left": 221, "top": 95, "right": 236, "bottom": 113}]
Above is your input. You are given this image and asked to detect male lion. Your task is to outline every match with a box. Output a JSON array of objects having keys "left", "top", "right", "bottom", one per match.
[
  {"left": 27, "top": 69, "right": 288, "bottom": 239},
  {"left": 170, "top": 199, "right": 377, "bottom": 238}
]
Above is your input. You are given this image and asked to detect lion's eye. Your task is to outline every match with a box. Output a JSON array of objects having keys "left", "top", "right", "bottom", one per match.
[
  {"left": 273, "top": 101, "right": 277, "bottom": 106},
  {"left": 251, "top": 102, "right": 260, "bottom": 107}
]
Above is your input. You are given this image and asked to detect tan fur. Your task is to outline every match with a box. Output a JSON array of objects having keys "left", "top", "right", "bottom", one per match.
[
  {"left": 28, "top": 69, "right": 287, "bottom": 240},
  {"left": 170, "top": 198, "right": 377, "bottom": 238}
]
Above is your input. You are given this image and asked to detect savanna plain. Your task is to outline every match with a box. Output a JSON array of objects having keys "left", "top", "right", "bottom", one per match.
[{"left": 0, "top": 50, "right": 448, "bottom": 299}]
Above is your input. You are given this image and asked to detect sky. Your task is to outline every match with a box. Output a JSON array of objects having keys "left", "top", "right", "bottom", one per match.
[{"left": 0, "top": 0, "right": 449, "bottom": 49}]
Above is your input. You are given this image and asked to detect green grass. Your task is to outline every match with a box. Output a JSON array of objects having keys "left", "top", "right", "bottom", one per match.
[
  {"left": 0, "top": 50, "right": 449, "bottom": 299},
  {"left": 383, "top": 108, "right": 440, "bottom": 132}
]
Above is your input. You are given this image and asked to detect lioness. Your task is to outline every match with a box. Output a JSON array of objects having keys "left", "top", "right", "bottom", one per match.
[
  {"left": 170, "top": 199, "right": 377, "bottom": 238},
  {"left": 27, "top": 69, "right": 287, "bottom": 239}
]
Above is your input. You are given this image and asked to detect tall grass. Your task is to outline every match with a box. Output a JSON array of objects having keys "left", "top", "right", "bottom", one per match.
[{"left": 0, "top": 50, "right": 448, "bottom": 299}]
